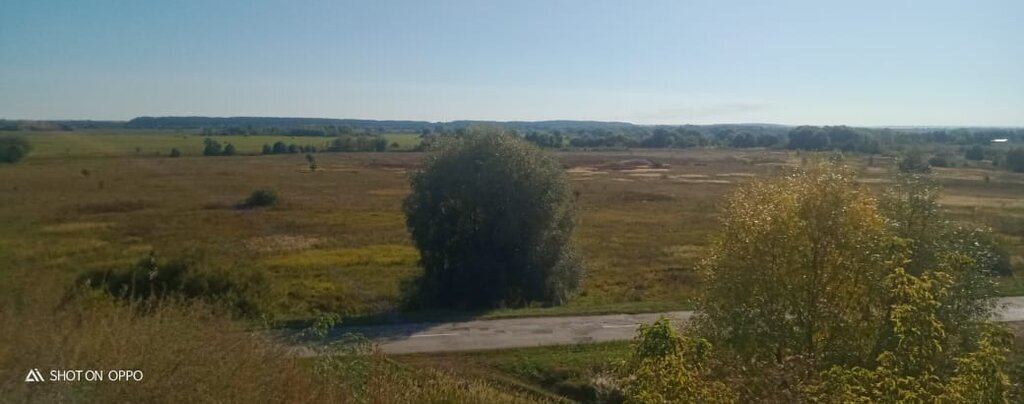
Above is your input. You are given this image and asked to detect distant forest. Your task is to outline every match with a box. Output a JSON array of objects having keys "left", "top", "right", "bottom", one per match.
[{"left": 2, "top": 117, "right": 1021, "bottom": 154}]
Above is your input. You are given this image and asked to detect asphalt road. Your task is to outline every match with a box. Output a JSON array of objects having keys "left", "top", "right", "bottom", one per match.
[{"left": 306, "top": 296, "right": 1024, "bottom": 355}]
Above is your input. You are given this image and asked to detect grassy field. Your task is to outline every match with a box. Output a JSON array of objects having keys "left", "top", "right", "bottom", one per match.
[
  {"left": 13, "top": 130, "right": 423, "bottom": 158},
  {"left": 3, "top": 131, "right": 1024, "bottom": 401},
  {"left": 399, "top": 342, "right": 631, "bottom": 402},
  {"left": 2, "top": 132, "right": 1023, "bottom": 324}
]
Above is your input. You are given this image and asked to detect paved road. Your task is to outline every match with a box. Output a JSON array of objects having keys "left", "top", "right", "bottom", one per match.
[{"left": 307, "top": 296, "right": 1024, "bottom": 355}]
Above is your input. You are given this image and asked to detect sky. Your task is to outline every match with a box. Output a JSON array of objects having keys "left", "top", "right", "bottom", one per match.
[{"left": 1, "top": 0, "right": 1021, "bottom": 126}]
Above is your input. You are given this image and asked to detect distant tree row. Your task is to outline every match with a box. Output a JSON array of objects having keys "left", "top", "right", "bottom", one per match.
[
  {"left": 326, "top": 134, "right": 388, "bottom": 152},
  {"left": 202, "top": 138, "right": 237, "bottom": 156},
  {"left": 198, "top": 134, "right": 391, "bottom": 157},
  {"left": 261, "top": 141, "right": 319, "bottom": 155}
]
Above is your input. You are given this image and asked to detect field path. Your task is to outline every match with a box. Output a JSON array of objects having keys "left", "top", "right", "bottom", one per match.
[{"left": 296, "top": 297, "right": 1024, "bottom": 355}]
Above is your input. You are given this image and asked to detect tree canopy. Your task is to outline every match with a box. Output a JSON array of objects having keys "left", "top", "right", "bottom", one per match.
[
  {"left": 676, "top": 161, "right": 1015, "bottom": 401},
  {"left": 403, "top": 127, "right": 583, "bottom": 308},
  {"left": 0, "top": 135, "right": 32, "bottom": 163}
]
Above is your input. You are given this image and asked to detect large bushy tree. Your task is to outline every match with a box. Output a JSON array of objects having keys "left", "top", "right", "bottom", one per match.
[
  {"left": 1006, "top": 147, "right": 1024, "bottom": 173},
  {"left": 695, "top": 162, "right": 894, "bottom": 366},
  {"left": 685, "top": 161, "right": 1013, "bottom": 401},
  {"left": 403, "top": 127, "right": 582, "bottom": 308},
  {"left": 0, "top": 135, "right": 31, "bottom": 163}
]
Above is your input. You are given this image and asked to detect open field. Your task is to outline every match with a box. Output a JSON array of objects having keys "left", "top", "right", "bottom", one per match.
[
  {"left": 2, "top": 132, "right": 1023, "bottom": 323},
  {"left": 10, "top": 130, "right": 423, "bottom": 159},
  {"left": 3, "top": 132, "right": 1024, "bottom": 402}
]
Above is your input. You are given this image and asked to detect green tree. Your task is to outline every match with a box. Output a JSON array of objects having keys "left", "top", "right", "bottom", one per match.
[
  {"left": 1006, "top": 147, "right": 1024, "bottom": 173},
  {"left": 0, "top": 135, "right": 32, "bottom": 163},
  {"left": 169, "top": 148, "right": 181, "bottom": 158},
  {"left": 272, "top": 141, "right": 288, "bottom": 154},
  {"left": 261, "top": 144, "right": 272, "bottom": 155},
  {"left": 898, "top": 149, "right": 932, "bottom": 173},
  {"left": 692, "top": 162, "right": 1011, "bottom": 401},
  {"left": 305, "top": 153, "right": 317, "bottom": 171},
  {"left": 403, "top": 127, "right": 582, "bottom": 308},
  {"left": 695, "top": 162, "right": 894, "bottom": 366},
  {"left": 244, "top": 189, "right": 278, "bottom": 208},
  {"left": 965, "top": 145, "right": 985, "bottom": 161},
  {"left": 805, "top": 269, "right": 1015, "bottom": 403},
  {"left": 202, "top": 138, "right": 223, "bottom": 156},
  {"left": 877, "top": 175, "right": 999, "bottom": 332},
  {"left": 618, "top": 318, "right": 736, "bottom": 403},
  {"left": 222, "top": 143, "right": 237, "bottom": 156}
]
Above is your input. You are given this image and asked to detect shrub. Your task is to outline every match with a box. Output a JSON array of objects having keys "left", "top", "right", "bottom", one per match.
[
  {"left": 244, "top": 189, "right": 278, "bottom": 208},
  {"left": 0, "top": 135, "right": 31, "bottom": 163},
  {"left": 898, "top": 149, "right": 931, "bottom": 173},
  {"left": 929, "top": 152, "right": 953, "bottom": 167},
  {"left": 404, "top": 127, "right": 582, "bottom": 308},
  {"left": 695, "top": 162, "right": 895, "bottom": 364},
  {"left": 202, "top": 138, "right": 223, "bottom": 156},
  {"left": 305, "top": 153, "right": 317, "bottom": 171},
  {"left": 272, "top": 141, "right": 288, "bottom": 154},
  {"left": 692, "top": 162, "right": 1012, "bottom": 401},
  {"left": 618, "top": 318, "right": 736, "bottom": 403},
  {"left": 222, "top": 143, "right": 237, "bottom": 156},
  {"left": 262, "top": 144, "right": 273, "bottom": 154},
  {"left": 169, "top": 148, "right": 181, "bottom": 157},
  {"left": 76, "top": 253, "right": 265, "bottom": 316},
  {"left": 1006, "top": 147, "right": 1024, "bottom": 173}
]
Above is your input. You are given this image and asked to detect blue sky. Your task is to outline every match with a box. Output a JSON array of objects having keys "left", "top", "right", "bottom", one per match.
[{"left": 1, "top": 0, "right": 1021, "bottom": 126}]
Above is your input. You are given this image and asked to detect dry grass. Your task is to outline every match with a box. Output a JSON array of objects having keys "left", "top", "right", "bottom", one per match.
[
  {"left": 0, "top": 273, "right": 549, "bottom": 403},
  {"left": 3, "top": 134, "right": 1024, "bottom": 400},
  {"left": 2, "top": 141, "right": 1023, "bottom": 321}
]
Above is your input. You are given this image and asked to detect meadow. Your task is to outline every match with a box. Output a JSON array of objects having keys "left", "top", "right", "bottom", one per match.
[
  {"left": 2, "top": 132, "right": 1022, "bottom": 323},
  {"left": 18, "top": 130, "right": 423, "bottom": 159},
  {"left": 3, "top": 131, "right": 1024, "bottom": 401}
]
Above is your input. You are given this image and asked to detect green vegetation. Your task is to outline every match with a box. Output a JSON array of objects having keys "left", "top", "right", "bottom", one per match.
[
  {"left": 0, "top": 135, "right": 32, "bottom": 163},
  {"left": 76, "top": 252, "right": 265, "bottom": 316},
  {"left": 8, "top": 130, "right": 421, "bottom": 159},
  {"left": 327, "top": 134, "right": 389, "bottom": 152},
  {"left": 618, "top": 319, "right": 734, "bottom": 403},
  {"left": 2, "top": 138, "right": 1021, "bottom": 321},
  {"left": 404, "top": 127, "right": 582, "bottom": 308},
  {"left": 611, "top": 163, "right": 1020, "bottom": 402},
  {"left": 898, "top": 148, "right": 932, "bottom": 173},
  {"left": 399, "top": 342, "right": 631, "bottom": 402},
  {"left": 244, "top": 189, "right": 279, "bottom": 208},
  {"left": 1008, "top": 147, "right": 1024, "bottom": 173},
  {"left": 2, "top": 130, "right": 1023, "bottom": 401}
]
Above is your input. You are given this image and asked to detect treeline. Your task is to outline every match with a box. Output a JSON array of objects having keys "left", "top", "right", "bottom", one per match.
[
  {"left": 258, "top": 135, "right": 389, "bottom": 154},
  {"left": 127, "top": 116, "right": 431, "bottom": 132},
  {"left": 0, "top": 119, "right": 121, "bottom": 131},
  {"left": 197, "top": 134, "right": 390, "bottom": 157},
  {"left": 519, "top": 124, "right": 1023, "bottom": 154}
]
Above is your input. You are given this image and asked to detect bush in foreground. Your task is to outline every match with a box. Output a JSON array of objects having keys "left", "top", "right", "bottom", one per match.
[
  {"left": 75, "top": 253, "right": 266, "bottom": 316},
  {"left": 0, "top": 135, "right": 31, "bottom": 163},
  {"left": 2, "top": 275, "right": 542, "bottom": 403},
  {"left": 682, "top": 161, "right": 1016, "bottom": 401},
  {"left": 403, "top": 127, "right": 582, "bottom": 308}
]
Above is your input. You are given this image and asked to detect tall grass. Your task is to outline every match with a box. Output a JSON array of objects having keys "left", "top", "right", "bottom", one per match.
[{"left": 0, "top": 273, "right": 546, "bottom": 402}]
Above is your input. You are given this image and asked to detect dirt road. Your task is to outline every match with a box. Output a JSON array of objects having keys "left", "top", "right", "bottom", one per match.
[{"left": 303, "top": 296, "right": 1024, "bottom": 354}]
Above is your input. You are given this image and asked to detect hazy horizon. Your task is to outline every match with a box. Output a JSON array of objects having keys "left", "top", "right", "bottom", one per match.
[
  {"left": 5, "top": 115, "right": 1024, "bottom": 130},
  {"left": 2, "top": 0, "right": 1022, "bottom": 126}
]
